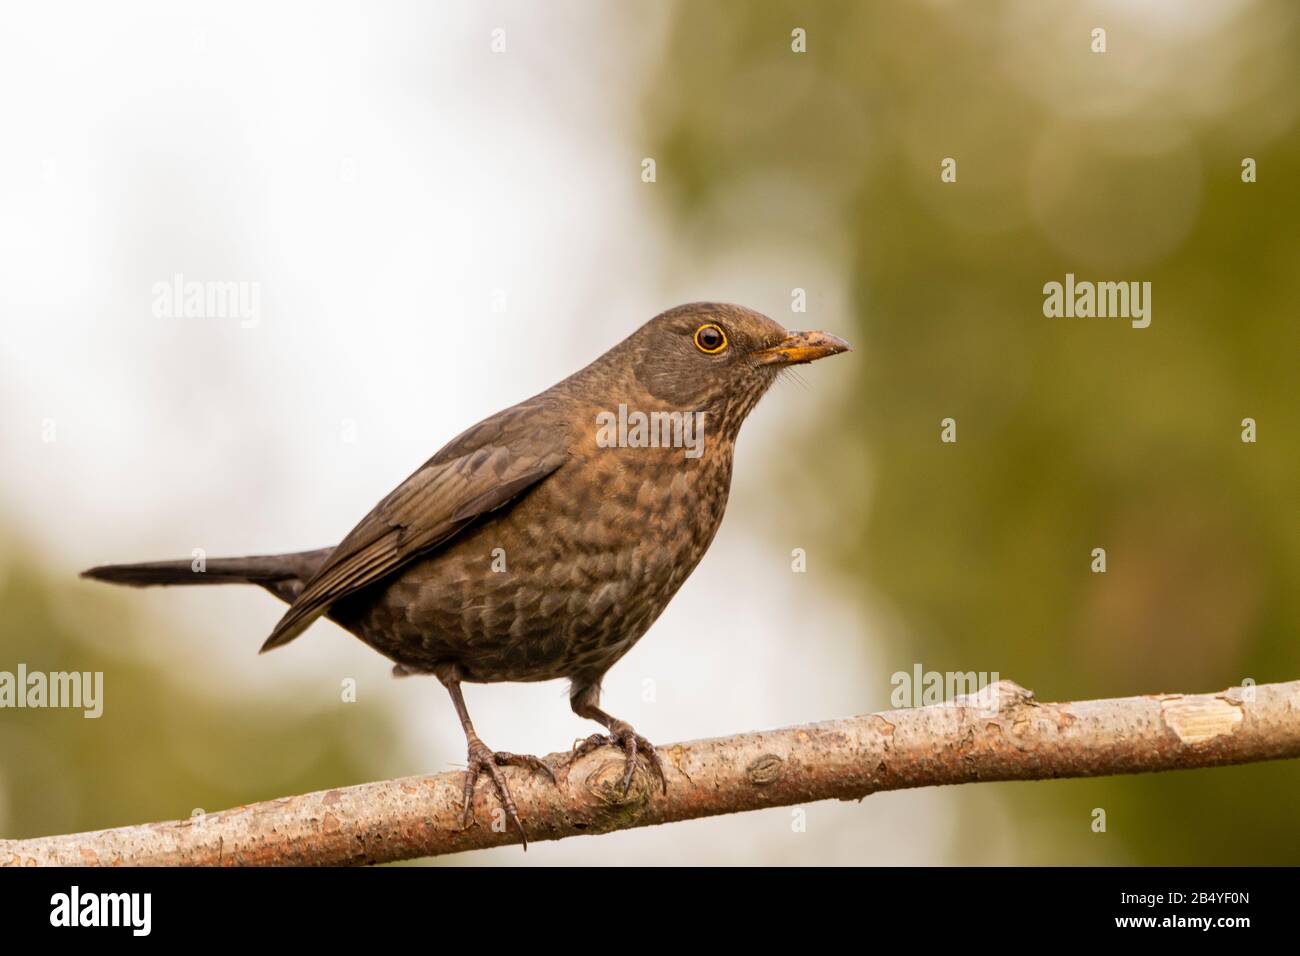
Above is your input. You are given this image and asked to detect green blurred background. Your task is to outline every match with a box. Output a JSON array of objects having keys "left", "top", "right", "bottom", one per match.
[
  {"left": 1, "top": 0, "right": 1296, "bottom": 864},
  {"left": 640, "top": 0, "right": 1299, "bottom": 863}
]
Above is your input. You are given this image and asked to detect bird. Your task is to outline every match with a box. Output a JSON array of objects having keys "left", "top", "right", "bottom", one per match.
[{"left": 82, "top": 302, "right": 850, "bottom": 843}]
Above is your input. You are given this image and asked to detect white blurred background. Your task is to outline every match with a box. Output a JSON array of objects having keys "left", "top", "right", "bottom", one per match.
[{"left": 0, "top": 1, "right": 983, "bottom": 863}]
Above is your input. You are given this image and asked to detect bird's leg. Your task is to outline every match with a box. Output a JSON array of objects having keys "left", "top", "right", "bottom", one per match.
[
  {"left": 567, "top": 681, "right": 668, "bottom": 795},
  {"left": 437, "top": 667, "right": 555, "bottom": 847}
]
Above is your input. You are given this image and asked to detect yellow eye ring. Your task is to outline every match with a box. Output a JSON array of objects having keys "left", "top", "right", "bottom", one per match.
[{"left": 693, "top": 323, "right": 728, "bottom": 354}]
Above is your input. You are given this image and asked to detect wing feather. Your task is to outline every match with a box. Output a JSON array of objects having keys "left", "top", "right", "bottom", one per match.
[{"left": 260, "top": 404, "right": 567, "bottom": 651}]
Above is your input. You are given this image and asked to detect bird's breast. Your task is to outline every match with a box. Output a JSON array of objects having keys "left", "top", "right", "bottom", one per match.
[{"left": 341, "top": 439, "right": 737, "bottom": 682}]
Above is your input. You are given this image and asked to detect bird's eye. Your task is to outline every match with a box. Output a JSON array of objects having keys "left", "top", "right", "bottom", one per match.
[{"left": 693, "top": 323, "right": 728, "bottom": 354}]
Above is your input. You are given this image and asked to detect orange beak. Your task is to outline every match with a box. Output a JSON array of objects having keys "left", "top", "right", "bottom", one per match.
[{"left": 751, "top": 330, "right": 852, "bottom": 366}]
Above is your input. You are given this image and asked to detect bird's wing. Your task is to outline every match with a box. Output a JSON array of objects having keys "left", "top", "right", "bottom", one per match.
[{"left": 260, "top": 402, "right": 569, "bottom": 651}]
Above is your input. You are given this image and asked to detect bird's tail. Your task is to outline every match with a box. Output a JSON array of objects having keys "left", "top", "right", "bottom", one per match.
[{"left": 81, "top": 548, "right": 333, "bottom": 604}]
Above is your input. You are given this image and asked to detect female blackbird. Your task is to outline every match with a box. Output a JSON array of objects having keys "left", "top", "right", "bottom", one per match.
[{"left": 83, "top": 302, "right": 850, "bottom": 843}]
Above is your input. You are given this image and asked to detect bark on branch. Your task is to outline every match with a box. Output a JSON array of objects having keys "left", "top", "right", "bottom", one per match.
[{"left": 4, "top": 678, "right": 1298, "bottom": 866}]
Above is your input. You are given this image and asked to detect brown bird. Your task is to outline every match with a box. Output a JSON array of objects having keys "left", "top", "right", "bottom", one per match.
[{"left": 83, "top": 302, "right": 850, "bottom": 842}]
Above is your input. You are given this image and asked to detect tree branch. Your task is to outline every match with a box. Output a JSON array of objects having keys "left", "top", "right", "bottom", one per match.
[{"left": 4, "top": 679, "right": 1298, "bottom": 866}]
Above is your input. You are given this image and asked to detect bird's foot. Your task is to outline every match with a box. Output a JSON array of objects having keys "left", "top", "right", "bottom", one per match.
[
  {"left": 460, "top": 736, "right": 556, "bottom": 848},
  {"left": 570, "top": 721, "right": 668, "bottom": 795}
]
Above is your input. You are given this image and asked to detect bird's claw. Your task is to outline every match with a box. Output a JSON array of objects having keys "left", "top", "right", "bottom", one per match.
[
  {"left": 570, "top": 724, "right": 668, "bottom": 796},
  {"left": 461, "top": 738, "right": 557, "bottom": 849}
]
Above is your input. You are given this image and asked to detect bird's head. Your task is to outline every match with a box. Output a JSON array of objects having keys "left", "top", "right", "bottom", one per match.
[{"left": 619, "top": 303, "right": 851, "bottom": 425}]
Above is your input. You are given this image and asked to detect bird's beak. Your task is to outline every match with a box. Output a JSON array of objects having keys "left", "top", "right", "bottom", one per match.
[{"left": 751, "top": 330, "right": 852, "bottom": 367}]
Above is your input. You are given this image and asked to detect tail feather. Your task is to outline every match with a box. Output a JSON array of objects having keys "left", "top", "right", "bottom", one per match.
[
  {"left": 82, "top": 555, "right": 292, "bottom": 587},
  {"left": 81, "top": 548, "right": 334, "bottom": 610},
  {"left": 82, "top": 548, "right": 335, "bottom": 644}
]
